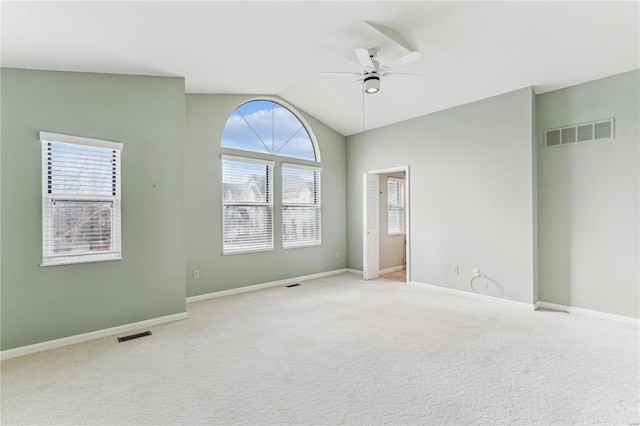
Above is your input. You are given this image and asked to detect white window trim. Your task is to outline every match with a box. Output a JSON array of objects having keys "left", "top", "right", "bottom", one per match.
[
  {"left": 40, "top": 131, "right": 122, "bottom": 151},
  {"left": 281, "top": 163, "right": 322, "bottom": 249},
  {"left": 281, "top": 162, "right": 322, "bottom": 172},
  {"left": 40, "top": 132, "right": 123, "bottom": 266},
  {"left": 221, "top": 154, "right": 274, "bottom": 166},
  {"left": 221, "top": 155, "right": 275, "bottom": 255}
]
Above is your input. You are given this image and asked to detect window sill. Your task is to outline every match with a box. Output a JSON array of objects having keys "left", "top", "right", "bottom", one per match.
[
  {"left": 222, "top": 247, "right": 274, "bottom": 256},
  {"left": 282, "top": 242, "right": 322, "bottom": 250},
  {"left": 41, "top": 256, "right": 123, "bottom": 267}
]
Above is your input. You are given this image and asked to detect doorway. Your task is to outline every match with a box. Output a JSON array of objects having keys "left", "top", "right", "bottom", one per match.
[{"left": 362, "top": 166, "right": 410, "bottom": 283}]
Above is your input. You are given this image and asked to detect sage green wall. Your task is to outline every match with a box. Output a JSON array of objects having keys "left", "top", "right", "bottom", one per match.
[
  {"left": 0, "top": 69, "right": 187, "bottom": 351},
  {"left": 537, "top": 70, "right": 639, "bottom": 318},
  {"left": 347, "top": 88, "right": 537, "bottom": 304},
  {"left": 185, "top": 95, "right": 346, "bottom": 297}
]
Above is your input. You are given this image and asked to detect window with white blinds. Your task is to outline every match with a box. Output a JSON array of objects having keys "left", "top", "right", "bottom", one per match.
[
  {"left": 222, "top": 155, "right": 274, "bottom": 254},
  {"left": 387, "top": 177, "right": 405, "bottom": 235},
  {"left": 40, "top": 132, "right": 123, "bottom": 266},
  {"left": 282, "top": 164, "right": 321, "bottom": 248}
]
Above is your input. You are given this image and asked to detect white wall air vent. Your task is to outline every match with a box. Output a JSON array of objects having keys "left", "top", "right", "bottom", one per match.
[{"left": 544, "top": 118, "right": 614, "bottom": 148}]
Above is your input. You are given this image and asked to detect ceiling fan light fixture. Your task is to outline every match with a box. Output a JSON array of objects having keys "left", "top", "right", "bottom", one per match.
[{"left": 363, "top": 75, "right": 380, "bottom": 94}]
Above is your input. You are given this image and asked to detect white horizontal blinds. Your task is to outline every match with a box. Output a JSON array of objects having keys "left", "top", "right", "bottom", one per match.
[
  {"left": 282, "top": 164, "right": 321, "bottom": 248},
  {"left": 41, "top": 134, "right": 122, "bottom": 265},
  {"left": 47, "top": 142, "right": 119, "bottom": 197},
  {"left": 387, "top": 177, "right": 405, "bottom": 235},
  {"left": 222, "top": 156, "right": 274, "bottom": 253}
]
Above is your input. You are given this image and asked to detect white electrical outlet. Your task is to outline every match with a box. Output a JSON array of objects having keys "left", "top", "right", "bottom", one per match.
[
  {"left": 193, "top": 270, "right": 200, "bottom": 279},
  {"left": 335, "top": 251, "right": 340, "bottom": 259},
  {"left": 473, "top": 268, "right": 480, "bottom": 277},
  {"left": 452, "top": 265, "right": 459, "bottom": 275}
]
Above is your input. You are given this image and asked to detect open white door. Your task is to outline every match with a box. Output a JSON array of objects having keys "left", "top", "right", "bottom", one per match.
[{"left": 363, "top": 173, "right": 379, "bottom": 280}]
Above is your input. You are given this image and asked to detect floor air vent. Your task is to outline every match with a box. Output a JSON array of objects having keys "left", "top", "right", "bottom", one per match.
[
  {"left": 117, "top": 331, "right": 152, "bottom": 342},
  {"left": 545, "top": 118, "right": 614, "bottom": 148}
]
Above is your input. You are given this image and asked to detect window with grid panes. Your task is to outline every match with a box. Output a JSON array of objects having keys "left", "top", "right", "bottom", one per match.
[
  {"left": 41, "top": 132, "right": 122, "bottom": 266},
  {"left": 220, "top": 100, "right": 321, "bottom": 254}
]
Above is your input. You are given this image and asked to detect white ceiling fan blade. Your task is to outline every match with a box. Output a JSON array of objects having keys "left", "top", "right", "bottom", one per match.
[
  {"left": 381, "top": 72, "right": 422, "bottom": 78},
  {"left": 318, "top": 72, "right": 362, "bottom": 77},
  {"left": 384, "top": 51, "right": 422, "bottom": 70},
  {"left": 355, "top": 48, "right": 374, "bottom": 72},
  {"left": 335, "top": 77, "right": 364, "bottom": 92}
]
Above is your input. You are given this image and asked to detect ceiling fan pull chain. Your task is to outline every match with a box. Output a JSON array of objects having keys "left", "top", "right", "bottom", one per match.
[{"left": 362, "top": 87, "right": 366, "bottom": 141}]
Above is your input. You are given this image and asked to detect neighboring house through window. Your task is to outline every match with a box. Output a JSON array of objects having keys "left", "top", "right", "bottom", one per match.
[
  {"left": 282, "top": 164, "right": 321, "bottom": 248},
  {"left": 221, "top": 100, "right": 321, "bottom": 253},
  {"left": 222, "top": 156, "right": 273, "bottom": 253},
  {"left": 40, "top": 132, "right": 123, "bottom": 266}
]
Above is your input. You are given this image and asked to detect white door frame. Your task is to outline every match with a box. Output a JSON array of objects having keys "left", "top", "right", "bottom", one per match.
[{"left": 362, "top": 165, "right": 411, "bottom": 283}]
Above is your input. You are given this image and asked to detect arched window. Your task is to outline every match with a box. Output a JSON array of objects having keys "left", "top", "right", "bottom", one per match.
[
  {"left": 221, "top": 100, "right": 318, "bottom": 161},
  {"left": 221, "top": 100, "right": 321, "bottom": 254}
]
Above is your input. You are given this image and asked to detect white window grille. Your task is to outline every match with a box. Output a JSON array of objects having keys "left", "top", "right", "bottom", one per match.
[
  {"left": 40, "top": 132, "right": 123, "bottom": 266},
  {"left": 282, "top": 164, "right": 321, "bottom": 248},
  {"left": 222, "top": 155, "right": 274, "bottom": 254},
  {"left": 387, "top": 177, "right": 405, "bottom": 235}
]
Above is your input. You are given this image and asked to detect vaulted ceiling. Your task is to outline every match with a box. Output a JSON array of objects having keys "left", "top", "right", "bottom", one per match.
[{"left": 2, "top": 1, "right": 638, "bottom": 136}]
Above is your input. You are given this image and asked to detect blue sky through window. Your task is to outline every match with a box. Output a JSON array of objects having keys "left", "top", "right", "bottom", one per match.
[{"left": 221, "top": 101, "right": 316, "bottom": 161}]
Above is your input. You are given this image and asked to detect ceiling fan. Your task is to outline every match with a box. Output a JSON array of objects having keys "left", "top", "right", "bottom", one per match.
[{"left": 319, "top": 47, "right": 423, "bottom": 94}]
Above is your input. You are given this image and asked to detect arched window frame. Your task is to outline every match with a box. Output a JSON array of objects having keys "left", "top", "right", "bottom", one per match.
[
  {"left": 221, "top": 97, "right": 321, "bottom": 163},
  {"left": 220, "top": 98, "right": 322, "bottom": 254}
]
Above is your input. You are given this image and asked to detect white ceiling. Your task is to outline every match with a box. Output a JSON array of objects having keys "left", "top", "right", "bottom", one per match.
[{"left": 2, "top": 1, "right": 638, "bottom": 136}]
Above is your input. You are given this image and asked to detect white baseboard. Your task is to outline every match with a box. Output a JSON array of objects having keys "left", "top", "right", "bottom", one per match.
[
  {"left": 186, "top": 268, "right": 348, "bottom": 303},
  {"left": 0, "top": 312, "right": 188, "bottom": 361},
  {"left": 408, "top": 281, "right": 639, "bottom": 325},
  {"left": 346, "top": 268, "right": 362, "bottom": 276},
  {"left": 409, "top": 280, "right": 535, "bottom": 310},
  {"left": 2, "top": 269, "right": 351, "bottom": 361},
  {"left": 379, "top": 265, "right": 406, "bottom": 275},
  {"left": 536, "top": 301, "right": 639, "bottom": 325}
]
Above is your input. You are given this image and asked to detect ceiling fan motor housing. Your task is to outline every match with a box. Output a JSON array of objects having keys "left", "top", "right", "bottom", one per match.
[{"left": 363, "top": 74, "right": 381, "bottom": 94}]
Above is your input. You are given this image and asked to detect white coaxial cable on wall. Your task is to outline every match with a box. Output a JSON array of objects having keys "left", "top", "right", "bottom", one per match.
[{"left": 469, "top": 270, "right": 489, "bottom": 294}]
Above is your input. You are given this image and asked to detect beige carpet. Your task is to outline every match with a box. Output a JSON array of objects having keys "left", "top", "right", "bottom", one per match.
[{"left": 1, "top": 273, "right": 638, "bottom": 425}]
